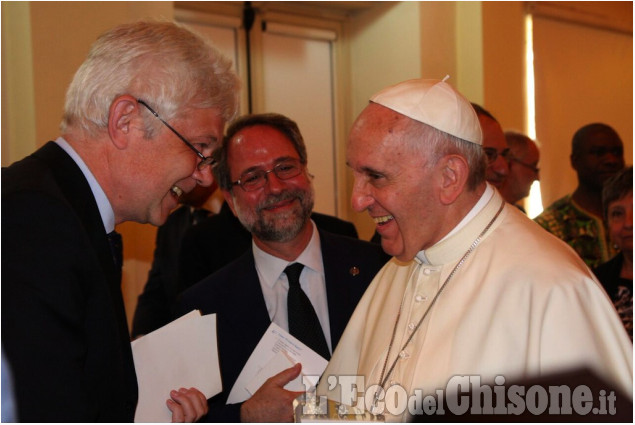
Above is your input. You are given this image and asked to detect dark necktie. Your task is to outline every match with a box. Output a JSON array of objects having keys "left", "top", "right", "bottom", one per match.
[
  {"left": 285, "top": 263, "right": 330, "bottom": 359},
  {"left": 107, "top": 230, "right": 123, "bottom": 271}
]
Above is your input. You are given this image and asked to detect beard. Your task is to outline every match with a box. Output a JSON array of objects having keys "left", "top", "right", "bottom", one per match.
[{"left": 235, "top": 186, "right": 314, "bottom": 242}]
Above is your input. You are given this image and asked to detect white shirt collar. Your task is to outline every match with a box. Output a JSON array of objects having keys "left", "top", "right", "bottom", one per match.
[
  {"left": 416, "top": 184, "right": 494, "bottom": 265},
  {"left": 253, "top": 220, "right": 324, "bottom": 288},
  {"left": 54, "top": 137, "right": 115, "bottom": 233}
]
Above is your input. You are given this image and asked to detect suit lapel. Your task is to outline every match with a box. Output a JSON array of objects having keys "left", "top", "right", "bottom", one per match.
[
  {"left": 31, "top": 141, "right": 137, "bottom": 400},
  {"left": 233, "top": 251, "right": 272, "bottom": 336},
  {"left": 34, "top": 142, "right": 119, "bottom": 285},
  {"left": 34, "top": 142, "right": 132, "bottom": 347},
  {"left": 319, "top": 230, "right": 358, "bottom": 347}
]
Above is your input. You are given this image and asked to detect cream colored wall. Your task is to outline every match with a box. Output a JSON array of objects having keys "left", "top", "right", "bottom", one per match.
[
  {"left": 482, "top": 2, "right": 527, "bottom": 131},
  {"left": 346, "top": 1, "right": 424, "bottom": 241},
  {"left": 455, "top": 1, "right": 484, "bottom": 103},
  {"left": 1, "top": 2, "right": 37, "bottom": 167}
]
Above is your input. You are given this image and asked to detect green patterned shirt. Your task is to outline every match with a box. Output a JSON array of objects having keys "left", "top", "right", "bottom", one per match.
[{"left": 534, "top": 194, "right": 616, "bottom": 269}]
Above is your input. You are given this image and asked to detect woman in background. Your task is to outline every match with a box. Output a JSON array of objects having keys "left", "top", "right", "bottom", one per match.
[{"left": 594, "top": 166, "right": 633, "bottom": 340}]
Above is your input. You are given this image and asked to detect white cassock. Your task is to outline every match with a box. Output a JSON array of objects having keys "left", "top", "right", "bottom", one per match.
[{"left": 318, "top": 187, "right": 632, "bottom": 422}]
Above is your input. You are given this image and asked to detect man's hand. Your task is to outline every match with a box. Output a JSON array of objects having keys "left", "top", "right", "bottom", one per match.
[
  {"left": 166, "top": 387, "right": 208, "bottom": 422},
  {"left": 240, "top": 363, "right": 304, "bottom": 422}
]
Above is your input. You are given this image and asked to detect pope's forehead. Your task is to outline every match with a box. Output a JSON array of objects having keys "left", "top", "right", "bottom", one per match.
[
  {"left": 353, "top": 103, "right": 415, "bottom": 134},
  {"left": 348, "top": 108, "right": 425, "bottom": 161}
]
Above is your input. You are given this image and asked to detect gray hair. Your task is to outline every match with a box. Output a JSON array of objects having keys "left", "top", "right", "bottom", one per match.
[
  {"left": 213, "top": 113, "right": 307, "bottom": 191},
  {"left": 602, "top": 166, "right": 633, "bottom": 220},
  {"left": 404, "top": 119, "right": 486, "bottom": 191},
  {"left": 505, "top": 130, "right": 537, "bottom": 160},
  {"left": 61, "top": 20, "right": 240, "bottom": 137}
]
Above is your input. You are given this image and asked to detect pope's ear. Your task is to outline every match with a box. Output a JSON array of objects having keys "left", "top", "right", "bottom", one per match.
[
  {"left": 108, "top": 95, "right": 139, "bottom": 150},
  {"left": 438, "top": 154, "right": 469, "bottom": 205}
]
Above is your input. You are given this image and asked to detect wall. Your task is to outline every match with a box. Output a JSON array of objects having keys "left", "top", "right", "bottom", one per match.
[
  {"left": 346, "top": 1, "right": 424, "bottom": 240},
  {"left": 1, "top": 2, "right": 36, "bottom": 165},
  {"left": 482, "top": 2, "right": 527, "bottom": 131}
]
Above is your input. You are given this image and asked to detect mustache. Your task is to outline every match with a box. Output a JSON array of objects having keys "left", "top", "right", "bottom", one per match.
[{"left": 256, "top": 189, "right": 305, "bottom": 212}]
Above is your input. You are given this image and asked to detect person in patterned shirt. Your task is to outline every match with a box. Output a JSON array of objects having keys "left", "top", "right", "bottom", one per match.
[
  {"left": 535, "top": 123, "right": 625, "bottom": 268},
  {"left": 594, "top": 166, "right": 633, "bottom": 340}
]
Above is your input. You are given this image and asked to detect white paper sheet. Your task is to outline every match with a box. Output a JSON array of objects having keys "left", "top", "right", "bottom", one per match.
[
  {"left": 227, "top": 322, "right": 328, "bottom": 404},
  {"left": 132, "top": 310, "right": 221, "bottom": 422}
]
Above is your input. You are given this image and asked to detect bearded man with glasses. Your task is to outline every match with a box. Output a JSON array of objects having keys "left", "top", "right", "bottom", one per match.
[
  {"left": 2, "top": 21, "right": 239, "bottom": 422},
  {"left": 176, "top": 113, "right": 390, "bottom": 422}
]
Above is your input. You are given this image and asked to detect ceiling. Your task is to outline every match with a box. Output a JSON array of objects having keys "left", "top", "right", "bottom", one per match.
[{"left": 176, "top": 1, "right": 379, "bottom": 19}]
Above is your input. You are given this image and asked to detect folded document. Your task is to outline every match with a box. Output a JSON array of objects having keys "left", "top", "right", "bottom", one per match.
[
  {"left": 131, "top": 310, "right": 221, "bottom": 422},
  {"left": 227, "top": 322, "right": 329, "bottom": 404}
]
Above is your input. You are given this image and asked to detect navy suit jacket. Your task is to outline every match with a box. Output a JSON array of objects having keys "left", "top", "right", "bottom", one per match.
[
  {"left": 177, "top": 230, "right": 389, "bottom": 422},
  {"left": 1, "top": 142, "right": 137, "bottom": 421}
]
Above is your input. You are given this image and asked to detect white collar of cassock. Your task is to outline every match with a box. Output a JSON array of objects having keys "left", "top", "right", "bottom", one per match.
[{"left": 415, "top": 184, "right": 495, "bottom": 265}]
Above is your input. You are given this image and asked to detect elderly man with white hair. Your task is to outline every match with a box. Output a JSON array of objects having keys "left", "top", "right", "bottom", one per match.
[{"left": 318, "top": 78, "right": 632, "bottom": 422}]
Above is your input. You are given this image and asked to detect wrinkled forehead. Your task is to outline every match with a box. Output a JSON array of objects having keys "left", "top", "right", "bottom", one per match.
[{"left": 347, "top": 104, "right": 429, "bottom": 169}]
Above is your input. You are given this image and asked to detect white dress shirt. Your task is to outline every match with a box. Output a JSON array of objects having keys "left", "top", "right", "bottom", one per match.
[
  {"left": 252, "top": 220, "right": 333, "bottom": 353},
  {"left": 55, "top": 137, "right": 115, "bottom": 233}
]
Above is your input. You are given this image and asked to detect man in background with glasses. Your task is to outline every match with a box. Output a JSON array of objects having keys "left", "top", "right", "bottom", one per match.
[
  {"left": 472, "top": 103, "right": 510, "bottom": 190},
  {"left": 2, "top": 21, "right": 239, "bottom": 422},
  {"left": 499, "top": 131, "right": 541, "bottom": 213},
  {"left": 177, "top": 113, "right": 389, "bottom": 422}
]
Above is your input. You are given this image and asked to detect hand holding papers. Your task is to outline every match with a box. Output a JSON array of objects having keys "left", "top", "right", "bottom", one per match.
[
  {"left": 227, "top": 322, "right": 329, "bottom": 405},
  {"left": 131, "top": 310, "right": 221, "bottom": 422}
]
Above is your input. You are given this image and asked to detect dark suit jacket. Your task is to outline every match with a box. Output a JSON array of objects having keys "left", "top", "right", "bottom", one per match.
[
  {"left": 132, "top": 205, "right": 211, "bottom": 338},
  {"left": 1, "top": 142, "right": 137, "bottom": 421},
  {"left": 178, "top": 202, "right": 359, "bottom": 293},
  {"left": 176, "top": 229, "right": 389, "bottom": 422}
]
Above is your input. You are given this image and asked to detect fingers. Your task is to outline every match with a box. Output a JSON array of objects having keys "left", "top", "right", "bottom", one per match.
[
  {"left": 167, "top": 387, "right": 208, "bottom": 423},
  {"left": 239, "top": 364, "right": 305, "bottom": 422},
  {"left": 270, "top": 362, "right": 302, "bottom": 387}
]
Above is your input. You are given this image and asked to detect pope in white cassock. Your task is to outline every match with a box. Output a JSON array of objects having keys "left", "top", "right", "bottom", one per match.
[{"left": 317, "top": 78, "right": 633, "bottom": 422}]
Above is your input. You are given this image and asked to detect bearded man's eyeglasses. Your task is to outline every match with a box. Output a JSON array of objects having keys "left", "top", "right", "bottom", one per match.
[{"left": 232, "top": 159, "right": 304, "bottom": 191}]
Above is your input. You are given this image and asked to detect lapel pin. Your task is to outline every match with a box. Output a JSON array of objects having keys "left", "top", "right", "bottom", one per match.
[{"left": 349, "top": 266, "right": 360, "bottom": 276}]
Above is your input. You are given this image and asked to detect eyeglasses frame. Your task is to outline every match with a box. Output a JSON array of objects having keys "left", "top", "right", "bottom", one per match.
[
  {"left": 483, "top": 146, "right": 511, "bottom": 165},
  {"left": 232, "top": 158, "right": 305, "bottom": 192},
  {"left": 137, "top": 99, "right": 215, "bottom": 170},
  {"left": 510, "top": 157, "right": 540, "bottom": 174}
]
